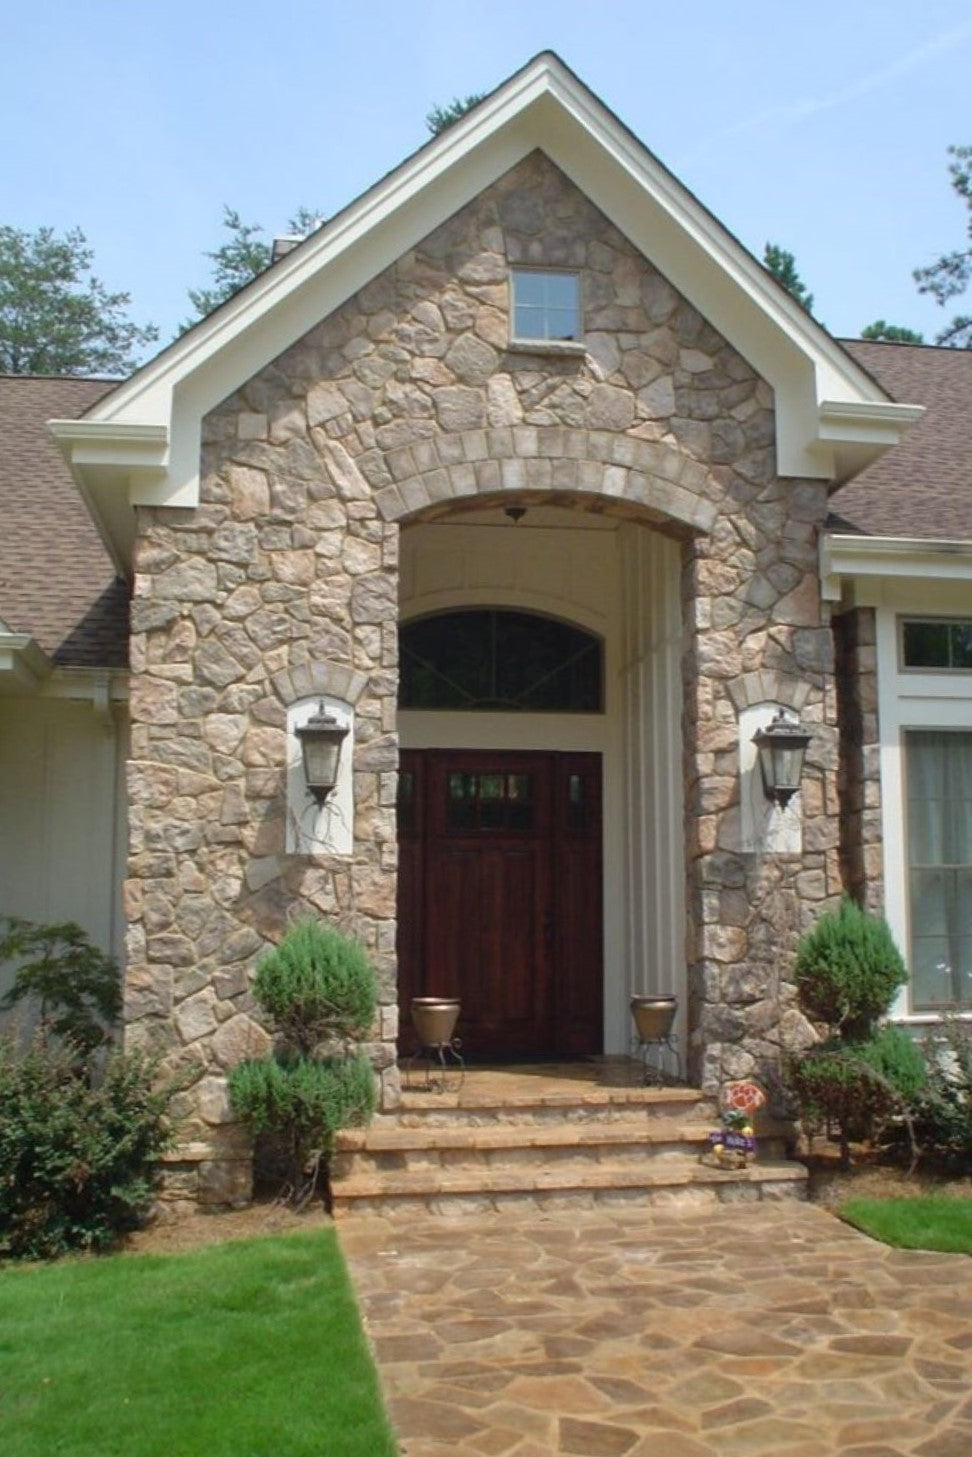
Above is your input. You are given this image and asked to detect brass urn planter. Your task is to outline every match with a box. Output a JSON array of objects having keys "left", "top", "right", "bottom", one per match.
[
  {"left": 410, "top": 996, "right": 461, "bottom": 1048},
  {"left": 629, "top": 995, "right": 681, "bottom": 1085},
  {"left": 629, "top": 995, "right": 677, "bottom": 1044},
  {"left": 407, "top": 997, "right": 464, "bottom": 1093}
]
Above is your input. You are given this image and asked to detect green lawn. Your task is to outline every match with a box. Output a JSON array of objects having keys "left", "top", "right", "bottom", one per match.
[
  {"left": 841, "top": 1195, "right": 972, "bottom": 1254},
  {"left": 0, "top": 1230, "right": 397, "bottom": 1457}
]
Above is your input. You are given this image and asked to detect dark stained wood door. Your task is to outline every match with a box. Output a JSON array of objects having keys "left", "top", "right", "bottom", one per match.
[{"left": 397, "top": 750, "right": 602, "bottom": 1060}]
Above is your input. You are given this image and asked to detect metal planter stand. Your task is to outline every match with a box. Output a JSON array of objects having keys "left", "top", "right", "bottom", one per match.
[
  {"left": 406, "top": 997, "right": 465, "bottom": 1094},
  {"left": 630, "top": 995, "right": 681, "bottom": 1086}
]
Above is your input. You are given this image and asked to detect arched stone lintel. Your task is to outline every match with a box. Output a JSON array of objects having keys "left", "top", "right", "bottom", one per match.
[
  {"left": 372, "top": 426, "right": 718, "bottom": 534},
  {"left": 271, "top": 661, "right": 369, "bottom": 707},
  {"left": 727, "top": 671, "right": 812, "bottom": 714}
]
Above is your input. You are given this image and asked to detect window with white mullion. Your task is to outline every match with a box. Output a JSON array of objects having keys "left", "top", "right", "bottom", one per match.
[
  {"left": 906, "top": 729, "right": 972, "bottom": 1009},
  {"left": 510, "top": 270, "right": 581, "bottom": 342}
]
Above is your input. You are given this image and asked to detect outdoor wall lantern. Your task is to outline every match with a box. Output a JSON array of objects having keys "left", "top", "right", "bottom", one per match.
[
  {"left": 295, "top": 701, "right": 350, "bottom": 804},
  {"left": 752, "top": 710, "right": 811, "bottom": 810}
]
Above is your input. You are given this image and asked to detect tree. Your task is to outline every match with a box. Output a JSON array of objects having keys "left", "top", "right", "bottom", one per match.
[
  {"left": 182, "top": 205, "right": 322, "bottom": 330},
  {"left": 914, "top": 144, "right": 972, "bottom": 348},
  {"left": 860, "top": 320, "right": 925, "bottom": 344},
  {"left": 0, "top": 224, "right": 157, "bottom": 376},
  {"left": 763, "top": 243, "right": 815, "bottom": 315},
  {"left": 426, "top": 93, "right": 485, "bottom": 136}
]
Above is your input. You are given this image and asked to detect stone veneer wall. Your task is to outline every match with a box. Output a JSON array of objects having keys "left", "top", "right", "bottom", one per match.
[
  {"left": 125, "top": 152, "right": 840, "bottom": 1203},
  {"left": 833, "top": 606, "right": 884, "bottom": 914}
]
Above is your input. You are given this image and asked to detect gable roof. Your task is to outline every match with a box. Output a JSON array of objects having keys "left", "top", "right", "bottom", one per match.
[
  {"left": 49, "top": 52, "right": 921, "bottom": 571},
  {"left": 830, "top": 342, "right": 972, "bottom": 541},
  {"left": 0, "top": 376, "right": 128, "bottom": 674}
]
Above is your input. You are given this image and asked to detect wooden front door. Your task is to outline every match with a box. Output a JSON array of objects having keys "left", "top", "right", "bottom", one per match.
[{"left": 397, "top": 750, "right": 603, "bottom": 1060}]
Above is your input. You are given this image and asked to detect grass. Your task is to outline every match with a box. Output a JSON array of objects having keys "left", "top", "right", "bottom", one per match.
[
  {"left": 0, "top": 1229, "right": 397, "bottom": 1457},
  {"left": 840, "top": 1195, "right": 972, "bottom": 1254}
]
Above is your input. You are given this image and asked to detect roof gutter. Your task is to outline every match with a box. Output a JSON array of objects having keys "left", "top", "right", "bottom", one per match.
[{"left": 821, "top": 531, "right": 972, "bottom": 601}]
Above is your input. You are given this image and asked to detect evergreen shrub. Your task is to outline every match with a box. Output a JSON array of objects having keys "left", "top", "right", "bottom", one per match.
[
  {"left": 0, "top": 1039, "right": 172, "bottom": 1260},
  {"left": 228, "top": 919, "right": 378, "bottom": 1204},
  {"left": 794, "top": 897, "right": 906, "bottom": 1041},
  {"left": 253, "top": 919, "right": 376, "bottom": 1053}
]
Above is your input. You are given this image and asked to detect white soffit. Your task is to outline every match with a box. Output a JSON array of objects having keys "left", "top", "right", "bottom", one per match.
[
  {"left": 821, "top": 533, "right": 972, "bottom": 601},
  {"left": 0, "top": 634, "right": 52, "bottom": 694},
  {"left": 50, "top": 52, "right": 921, "bottom": 571}
]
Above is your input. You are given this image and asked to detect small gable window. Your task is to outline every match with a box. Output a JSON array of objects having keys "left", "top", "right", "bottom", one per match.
[
  {"left": 902, "top": 618, "right": 972, "bottom": 671},
  {"left": 510, "top": 270, "right": 581, "bottom": 343}
]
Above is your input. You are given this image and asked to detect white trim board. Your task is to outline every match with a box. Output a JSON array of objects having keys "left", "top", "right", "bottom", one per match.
[{"left": 51, "top": 54, "right": 920, "bottom": 572}]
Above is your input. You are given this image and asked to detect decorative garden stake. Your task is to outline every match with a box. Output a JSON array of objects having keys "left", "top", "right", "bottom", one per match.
[{"left": 703, "top": 1080, "right": 766, "bottom": 1169}]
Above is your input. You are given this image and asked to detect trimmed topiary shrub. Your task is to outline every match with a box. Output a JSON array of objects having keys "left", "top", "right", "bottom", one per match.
[
  {"left": 0, "top": 1038, "right": 173, "bottom": 1260},
  {"left": 785, "top": 901, "right": 919, "bottom": 1166},
  {"left": 252, "top": 919, "right": 377, "bottom": 1054},
  {"left": 794, "top": 897, "right": 906, "bottom": 1041},
  {"left": 229, "top": 1054, "right": 376, "bottom": 1185},
  {"left": 786, "top": 1029, "right": 924, "bottom": 1170},
  {"left": 856, "top": 1024, "right": 928, "bottom": 1104},
  {"left": 228, "top": 919, "right": 378, "bottom": 1205}
]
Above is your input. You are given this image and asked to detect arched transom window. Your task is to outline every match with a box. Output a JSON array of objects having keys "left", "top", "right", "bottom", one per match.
[{"left": 399, "top": 609, "right": 603, "bottom": 712}]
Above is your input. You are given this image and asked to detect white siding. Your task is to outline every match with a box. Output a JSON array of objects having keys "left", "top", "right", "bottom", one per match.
[
  {"left": 619, "top": 526, "right": 686, "bottom": 1045},
  {"left": 0, "top": 697, "right": 125, "bottom": 1002}
]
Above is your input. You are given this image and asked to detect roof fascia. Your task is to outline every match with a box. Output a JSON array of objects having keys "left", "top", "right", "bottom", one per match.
[
  {"left": 821, "top": 532, "right": 972, "bottom": 601},
  {"left": 63, "top": 53, "right": 922, "bottom": 568},
  {"left": 0, "top": 633, "right": 52, "bottom": 694},
  {"left": 48, "top": 420, "right": 168, "bottom": 574}
]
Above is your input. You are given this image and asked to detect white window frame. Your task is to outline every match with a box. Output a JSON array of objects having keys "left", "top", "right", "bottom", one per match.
[
  {"left": 899, "top": 614, "right": 972, "bottom": 674},
  {"left": 509, "top": 268, "right": 583, "bottom": 348},
  {"left": 877, "top": 600, "right": 972, "bottom": 1022}
]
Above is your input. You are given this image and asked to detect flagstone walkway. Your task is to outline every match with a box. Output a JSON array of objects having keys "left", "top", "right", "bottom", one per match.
[{"left": 340, "top": 1200, "right": 972, "bottom": 1457}]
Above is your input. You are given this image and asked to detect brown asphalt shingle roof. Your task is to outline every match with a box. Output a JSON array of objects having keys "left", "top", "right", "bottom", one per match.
[
  {"left": 0, "top": 376, "right": 128, "bottom": 668},
  {"left": 831, "top": 341, "right": 972, "bottom": 540}
]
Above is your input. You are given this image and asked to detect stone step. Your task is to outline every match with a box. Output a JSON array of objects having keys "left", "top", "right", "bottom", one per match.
[
  {"left": 333, "top": 1117, "right": 790, "bottom": 1177},
  {"left": 337, "top": 1116, "right": 715, "bottom": 1154},
  {"left": 330, "top": 1156, "right": 808, "bottom": 1217},
  {"left": 393, "top": 1084, "right": 715, "bottom": 1127}
]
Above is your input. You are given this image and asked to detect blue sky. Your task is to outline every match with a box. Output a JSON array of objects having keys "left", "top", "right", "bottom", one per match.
[{"left": 4, "top": 1, "right": 972, "bottom": 353}]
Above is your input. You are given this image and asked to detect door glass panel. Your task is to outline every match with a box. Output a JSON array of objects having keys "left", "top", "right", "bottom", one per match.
[
  {"left": 566, "top": 772, "right": 586, "bottom": 832},
  {"left": 507, "top": 775, "right": 533, "bottom": 831},
  {"left": 447, "top": 772, "right": 477, "bottom": 829},
  {"left": 445, "top": 768, "right": 535, "bottom": 832}
]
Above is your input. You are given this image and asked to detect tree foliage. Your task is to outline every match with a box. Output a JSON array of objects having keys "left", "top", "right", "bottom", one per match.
[
  {"left": 763, "top": 242, "right": 815, "bottom": 315},
  {"left": 0, "top": 916, "right": 121, "bottom": 1056},
  {"left": 860, "top": 320, "right": 925, "bottom": 344},
  {"left": 0, "top": 224, "right": 157, "bottom": 375},
  {"left": 182, "top": 204, "right": 322, "bottom": 330},
  {"left": 426, "top": 94, "right": 486, "bottom": 136},
  {"left": 914, "top": 144, "right": 972, "bottom": 348}
]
